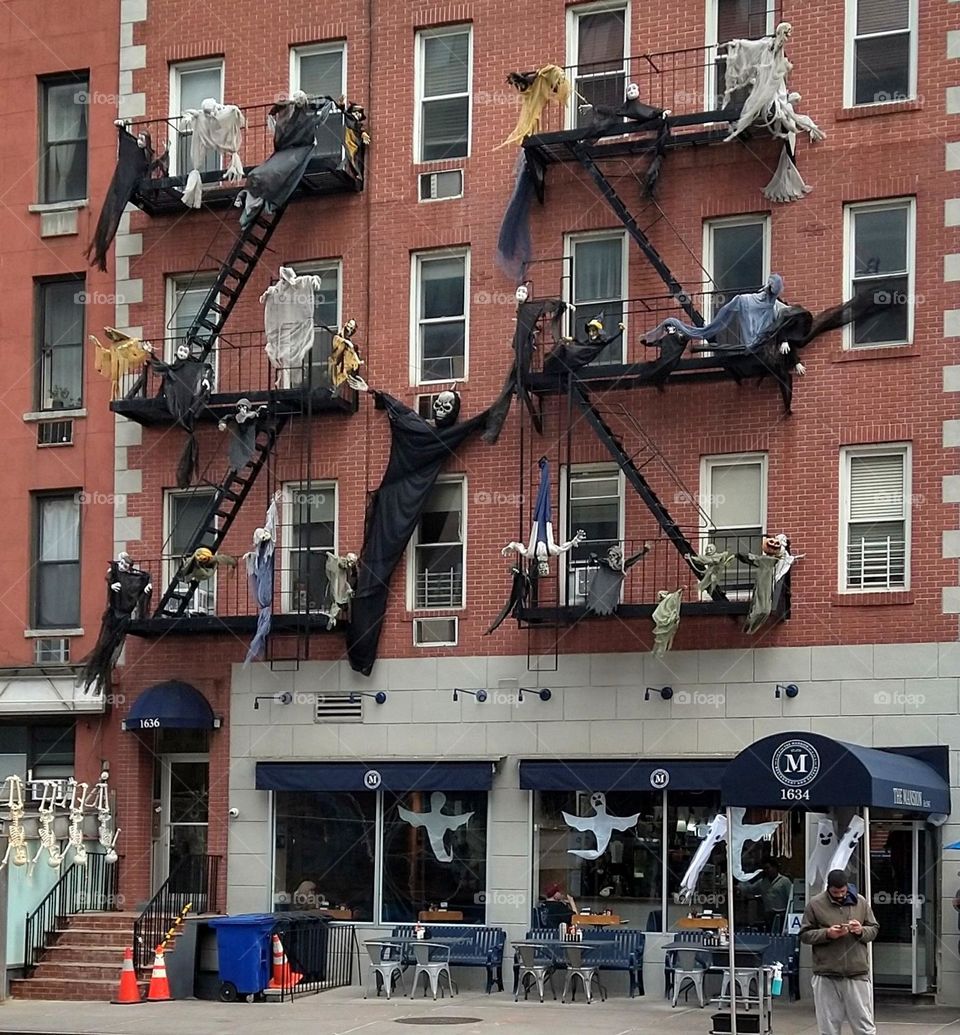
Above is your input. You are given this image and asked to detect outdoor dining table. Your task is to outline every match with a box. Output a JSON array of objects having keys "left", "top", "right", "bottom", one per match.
[
  {"left": 662, "top": 939, "right": 771, "bottom": 1001},
  {"left": 364, "top": 935, "right": 470, "bottom": 998},
  {"left": 512, "top": 939, "right": 609, "bottom": 1002}
]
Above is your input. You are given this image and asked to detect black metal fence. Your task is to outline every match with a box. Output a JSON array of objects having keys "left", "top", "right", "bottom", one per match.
[
  {"left": 133, "top": 854, "right": 220, "bottom": 973},
  {"left": 272, "top": 915, "right": 358, "bottom": 1001},
  {"left": 24, "top": 853, "right": 120, "bottom": 973}
]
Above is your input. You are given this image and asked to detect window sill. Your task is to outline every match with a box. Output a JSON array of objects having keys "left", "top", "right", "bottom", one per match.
[
  {"left": 27, "top": 199, "right": 88, "bottom": 213},
  {"left": 23, "top": 409, "right": 87, "bottom": 422},
  {"left": 412, "top": 159, "right": 467, "bottom": 170},
  {"left": 834, "top": 345, "right": 918, "bottom": 363},
  {"left": 23, "top": 628, "right": 85, "bottom": 638},
  {"left": 836, "top": 100, "right": 922, "bottom": 121},
  {"left": 832, "top": 592, "right": 913, "bottom": 607}
]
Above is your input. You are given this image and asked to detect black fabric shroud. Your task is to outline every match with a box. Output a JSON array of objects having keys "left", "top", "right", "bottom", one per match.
[
  {"left": 82, "top": 563, "right": 151, "bottom": 693},
  {"left": 86, "top": 126, "right": 149, "bottom": 273},
  {"left": 151, "top": 356, "right": 211, "bottom": 487},
  {"left": 346, "top": 393, "right": 489, "bottom": 675},
  {"left": 222, "top": 417, "right": 259, "bottom": 471},
  {"left": 485, "top": 566, "right": 530, "bottom": 635}
]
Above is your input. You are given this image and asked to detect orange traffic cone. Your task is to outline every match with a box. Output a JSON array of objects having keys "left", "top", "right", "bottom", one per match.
[
  {"left": 146, "top": 945, "right": 172, "bottom": 1002},
  {"left": 267, "top": 933, "right": 302, "bottom": 990},
  {"left": 111, "top": 946, "right": 143, "bottom": 1005}
]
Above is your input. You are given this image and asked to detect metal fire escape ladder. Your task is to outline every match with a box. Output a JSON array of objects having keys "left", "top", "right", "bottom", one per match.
[
  {"left": 153, "top": 414, "right": 290, "bottom": 618},
  {"left": 567, "top": 141, "right": 703, "bottom": 326}
]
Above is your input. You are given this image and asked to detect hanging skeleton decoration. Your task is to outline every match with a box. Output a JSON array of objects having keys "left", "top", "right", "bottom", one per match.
[
  {"left": 651, "top": 588, "right": 683, "bottom": 656},
  {"left": 218, "top": 398, "right": 268, "bottom": 471},
  {"left": 562, "top": 792, "right": 640, "bottom": 861},
  {"left": 81, "top": 552, "right": 152, "bottom": 695},
  {"left": 86, "top": 123, "right": 151, "bottom": 272},
  {"left": 243, "top": 494, "right": 280, "bottom": 664},
  {"left": 0, "top": 777, "right": 28, "bottom": 871},
  {"left": 692, "top": 543, "right": 736, "bottom": 597},
  {"left": 91, "top": 328, "right": 154, "bottom": 400},
  {"left": 182, "top": 547, "right": 237, "bottom": 581},
  {"left": 29, "top": 781, "right": 64, "bottom": 876},
  {"left": 327, "top": 319, "right": 363, "bottom": 393},
  {"left": 93, "top": 772, "right": 120, "bottom": 864},
  {"left": 63, "top": 781, "right": 89, "bottom": 868},
  {"left": 584, "top": 543, "right": 652, "bottom": 616},
  {"left": 739, "top": 533, "right": 801, "bottom": 634},
  {"left": 149, "top": 344, "right": 214, "bottom": 487},
  {"left": 543, "top": 317, "right": 626, "bottom": 377},
  {"left": 261, "top": 266, "right": 325, "bottom": 386},
  {"left": 323, "top": 552, "right": 359, "bottom": 629},
  {"left": 720, "top": 22, "right": 825, "bottom": 202},
  {"left": 499, "top": 65, "right": 571, "bottom": 148},
  {"left": 397, "top": 792, "right": 473, "bottom": 863},
  {"left": 827, "top": 815, "right": 866, "bottom": 879},
  {"left": 179, "top": 98, "right": 246, "bottom": 208}
]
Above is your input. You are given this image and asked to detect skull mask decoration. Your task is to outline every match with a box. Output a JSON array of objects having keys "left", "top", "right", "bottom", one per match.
[
  {"left": 515, "top": 284, "right": 529, "bottom": 303},
  {"left": 625, "top": 83, "right": 640, "bottom": 101},
  {"left": 605, "top": 545, "right": 624, "bottom": 571},
  {"left": 175, "top": 343, "right": 191, "bottom": 361},
  {"left": 431, "top": 390, "right": 461, "bottom": 429},
  {"left": 343, "top": 319, "right": 357, "bottom": 337}
]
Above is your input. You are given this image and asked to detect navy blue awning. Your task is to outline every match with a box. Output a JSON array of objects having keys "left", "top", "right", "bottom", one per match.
[
  {"left": 122, "top": 680, "right": 219, "bottom": 731},
  {"left": 519, "top": 758, "right": 727, "bottom": 792},
  {"left": 256, "top": 760, "right": 495, "bottom": 793},
  {"left": 720, "top": 732, "right": 950, "bottom": 815}
]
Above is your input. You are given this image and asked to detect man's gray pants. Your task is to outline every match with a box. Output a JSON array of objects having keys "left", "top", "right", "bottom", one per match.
[{"left": 811, "top": 974, "right": 876, "bottom": 1034}]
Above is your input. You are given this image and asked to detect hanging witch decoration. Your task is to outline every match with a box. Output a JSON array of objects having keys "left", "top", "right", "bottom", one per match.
[
  {"left": 81, "top": 552, "right": 152, "bottom": 695},
  {"left": 498, "top": 65, "right": 571, "bottom": 148},
  {"left": 738, "top": 533, "right": 801, "bottom": 634},
  {"left": 486, "top": 458, "right": 585, "bottom": 634},
  {"left": 543, "top": 316, "right": 626, "bottom": 378},
  {"left": 218, "top": 398, "right": 269, "bottom": 472},
  {"left": 150, "top": 344, "right": 214, "bottom": 487}
]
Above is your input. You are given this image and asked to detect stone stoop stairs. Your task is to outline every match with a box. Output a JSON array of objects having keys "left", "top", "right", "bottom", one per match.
[{"left": 10, "top": 912, "right": 159, "bottom": 1001}]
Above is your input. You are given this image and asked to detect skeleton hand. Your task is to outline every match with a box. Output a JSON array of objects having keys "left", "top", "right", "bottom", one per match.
[
  {"left": 218, "top": 420, "right": 227, "bottom": 431},
  {"left": 110, "top": 582, "right": 121, "bottom": 592},
  {"left": 144, "top": 583, "right": 153, "bottom": 595},
  {"left": 501, "top": 542, "right": 526, "bottom": 557},
  {"left": 142, "top": 341, "right": 154, "bottom": 353},
  {"left": 795, "top": 362, "right": 806, "bottom": 376},
  {"left": 618, "top": 323, "right": 625, "bottom": 330},
  {"left": 347, "top": 374, "right": 370, "bottom": 393},
  {"left": 779, "top": 342, "right": 791, "bottom": 354},
  {"left": 571, "top": 529, "right": 587, "bottom": 547}
]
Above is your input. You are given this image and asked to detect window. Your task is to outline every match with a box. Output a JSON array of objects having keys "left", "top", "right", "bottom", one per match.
[
  {"left": 165, "top": 490, "right": 217, "bottom": 614},
  {"left": 33, "top": 494, "right": 80, "bottom": 629},
  {"left": 700, "top": 454, "right": 766, "bottom": 594},
  {"left": 568, "top": 4, "right": 628, "bottom": 128},
  {"left": 412, "top": 480, "right": 464, "bottom": 610},
  {"left": 566, "top": 234, "right": 626, "bottom": 364},
  {"left": 36, "top": 278, "right": 84, "bottom": 411},
  {"left": 282, "top": 482, "right": 336, "bottom": 613},
  {"left": 708, "top": 1, "right": 773, "bottom": 109},
  {"left": 272, "top": 788, "right": 488, "bottom": 923},
  {"left": 274, "top": 791, "right": 376, "bottom": 920},
  {"left": 39, "top": 73, "right": 88, "bottom": 203},
  {"left": 0, "top": 723, "right": 75, "bottom": 780},
  {"left": 291, "top": 43, "right": 346, "bottom": 99},
  {"left": 170, "top": 60, "right": 224, "bottom": 177},
  {"left": 704, "top": 215, "right": 770, "bottom": 317},
  {"left": 166, "top": 274, "right": 219, "bottom": 383},
  {"left": 840, "top": 445, "right": 910, "bottom": 591},
  {"left": 566, "top": 468, "right": 622, "bottom": 603},
  {"left": 416, "top": 27, "right": 471, "bottom": 162},
  {"left": 284, "top": 262, "right": 340, "bottom": 389},
  {"left": 847, "top": 0, "right": 916, "bottom": 106},
  {"left": 413, "top": 250, "right": 468, "bottom": 383},
  {"left": 845, "top": 199, "right": 914, "bottom": 348}
]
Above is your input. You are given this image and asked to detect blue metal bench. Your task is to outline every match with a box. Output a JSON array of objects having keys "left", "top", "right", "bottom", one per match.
[
  {"left": 523, "top": 927, "right": 646, "bottom": 997},
  {"left": 392, "top": 925, "right": 506, "bottom": 993}
]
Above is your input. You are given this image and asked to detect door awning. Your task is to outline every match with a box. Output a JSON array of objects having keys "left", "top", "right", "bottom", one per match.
[
  {"left": 122, "top": 680, "right": 221, "bottom": 731},
  {"left": 519, "top": 758, "right": 728, "bottom": 792},
  {"left": 256, "top": 760, "right": 496, "bottom": 793},
  {"left": 720, "top": 732, "right": 950, "bottom": 815}
]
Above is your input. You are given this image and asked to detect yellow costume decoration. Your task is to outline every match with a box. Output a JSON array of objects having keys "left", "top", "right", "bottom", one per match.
[
  {"left": 328, "top": 320, "right": 363, "bottom": 390},
  {"left": 497, "top": 65, "right": 571, "bottom": 148},
  {"left": 182, "top": 547, "right": 237, "bottom": 581},
  {"left": 91, "top": 328, "right": 153, "bottom": 400}
]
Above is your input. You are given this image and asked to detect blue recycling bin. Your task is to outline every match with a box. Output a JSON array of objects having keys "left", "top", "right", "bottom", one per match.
[{"left": 207, "top": 913, "right": 278, "bottom": 1001}]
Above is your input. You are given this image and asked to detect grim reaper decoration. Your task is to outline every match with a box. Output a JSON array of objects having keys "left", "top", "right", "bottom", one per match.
[
  {"left": 86, "top": 123, "right": 151, "bottom": 272},
  {"left": 82, "top": 553, "right": 152, "bottom": 695},
  {"left": 562, "top": 792, "right": 640, "bottom": 861},
  {"left": 585, "top": 543, "right": 651, "bottom": 616},
  {"left": 218, "top": 398, "right": 268, "bottom": 472},
  {"left": 150, "top": 344, "right": 214, "bottom": 487}
]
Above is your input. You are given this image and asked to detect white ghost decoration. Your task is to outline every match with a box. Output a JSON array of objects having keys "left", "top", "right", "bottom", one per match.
[
  {"left": 729, "top": 806, "right": 781, "bottom": 882},
  {"left": 562, "top": 791, "right": 640, "bottom": 860},
  {"left": 807, "top": 814, "right": 837, "bottom": 891},
  {"left": 397, "top": 791, "right": 473, "bottom": 863},
  {"left": 827, "top": 815, "right": 865, "bottom": 879},
  {"left": 678, "top": 814, "right": 728, "bottom": 902}
]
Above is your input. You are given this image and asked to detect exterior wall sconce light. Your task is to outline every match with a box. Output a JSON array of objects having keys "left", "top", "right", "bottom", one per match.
[
  {"left": 775, "top": 683, "right": 799, "bottom": 699},
  {"left": 518, "top": 687, "right": 552, "bottom": 702},
  {"left": 644, "top": 686, "right": 674, "bottom": 701},
  {"left": 453, "top": 688, "right": 488, "bottom": 702},
  {"left": 254, "top": 691, "right": 293, "bottom": 710},
  {"left": 348, "top": 691, "right": 388, "bottom": 704}
]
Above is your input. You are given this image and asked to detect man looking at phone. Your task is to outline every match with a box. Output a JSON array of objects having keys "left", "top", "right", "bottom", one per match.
[{"left": 799, "top": 869, "right": 879, "bottom": 1034}]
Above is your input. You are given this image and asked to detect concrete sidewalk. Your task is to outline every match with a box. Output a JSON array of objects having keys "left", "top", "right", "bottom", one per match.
[{"left": 0, "top": 988, "right": 957, "bottom": 1035}]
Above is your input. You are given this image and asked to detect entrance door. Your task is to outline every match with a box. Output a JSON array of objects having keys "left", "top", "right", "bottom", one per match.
[
  {"left": 870, "top": 820, "right": 937, "bottom": 993},
  {"left": 154, "top": 753, "right": 209, "bottom": 892}
]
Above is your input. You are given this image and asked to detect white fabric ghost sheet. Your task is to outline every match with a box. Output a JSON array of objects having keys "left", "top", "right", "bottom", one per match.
[
  {"left": 827, "top": 815, "right": 866, "bottom": 876},
  {"left": 180, "top": 100, "right": 246, "bottom": 208},
  {"left": 261, "top": 266, "right": 323, "bottom": 377}
]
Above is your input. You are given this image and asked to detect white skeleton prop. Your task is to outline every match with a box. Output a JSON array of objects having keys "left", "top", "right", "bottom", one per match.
[
  {"left": 0, "top": 776, "right": 28, "bottom": 870},
  {"left": 827, "top": 814, "right": 866, "bottom": 879},
  {"left": 29, "top": 781, "right": 64, "bottom": 875},
  {"left": 93, "top": 772, "right": 120, "bottom": 864},
  {"left": 64, "top": 781, "right": 89, "bottom": 867},
  {"left": 678, "top": 814, "right": 727, "bottom": 903},
  {"left": 501, "top": 526, "right": 586, "bottom": 577},
  {"left": 562, "top": 791, "right": 640, "bottom": 861}
]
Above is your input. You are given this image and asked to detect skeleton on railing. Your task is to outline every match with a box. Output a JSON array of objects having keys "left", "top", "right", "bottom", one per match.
[
  {"left": 0, "top": 776, "right": 28, "bottom": 870},
  {"left": 28, "top": 780, "right": 64, "bottom": 876},
  {"left": 92, "top": 772, "right": 120, "bottom": 864},
  {"left": 63, "top": 781, "right": 89, "bottom": 867}
]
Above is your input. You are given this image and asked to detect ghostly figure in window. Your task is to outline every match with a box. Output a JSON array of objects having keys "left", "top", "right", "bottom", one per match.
[
  {"left": 827, "top": 815, "right": 866, "bottom": 879},
  {"left": 562, "top": 792, "right": 640, "bottom": 861},
  {"left": 397, "top": 792, "right": 474, "bottom": 863}
]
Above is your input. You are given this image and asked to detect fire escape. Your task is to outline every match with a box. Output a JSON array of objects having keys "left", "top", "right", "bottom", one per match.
[{"left": 111, "top": 99, "right": 366, "bottom": 654}]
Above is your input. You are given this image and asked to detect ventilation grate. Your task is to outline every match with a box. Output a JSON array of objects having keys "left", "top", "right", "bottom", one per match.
[
  {"left": 314, "top": 693, "right": 362, "bottom": 723},
  {"left": 37, "top": 420, "right": 73, "bottom": 446}
]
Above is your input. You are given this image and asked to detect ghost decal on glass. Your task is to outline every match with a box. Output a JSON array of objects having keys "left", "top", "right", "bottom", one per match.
[
  {"left": 676, "top": 809, "right": 782, "bottom": 899},
  {"left": 678, "top": 815, "right": 728, "bottom": 903},
  {"left": 807, "top": 814, "right": 838, "bottom": 892},
  {"left": 562, "top": 792, "right": 640, "bottom": 861},
  {"left": 398, "top": 792, "right": 473, "bottom": 863}
]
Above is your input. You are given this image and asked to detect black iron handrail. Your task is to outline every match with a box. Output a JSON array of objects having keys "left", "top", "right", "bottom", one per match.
[
  {"left": 132, "top": 853, "right": 220, "bottom": 973},
  {"left": 23, "top": 853, "right": 120, "bottom": 974}
]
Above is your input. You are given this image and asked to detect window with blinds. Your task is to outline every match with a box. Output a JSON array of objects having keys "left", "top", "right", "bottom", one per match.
[
  {"left": 712, "top": 0, "right": 773, "bottom": 108},
  {"left": 850, "top": 0, "right": 914, "bottom": 105},
  {"left": 293, "top": 44, "right": 345, "bottom": 99},
  {"left": 843, "top": 448, "right": 909, "bottom": 590},
  {"left": 701, "top": 455, "right": 766, "bottom": 594},
  {"left": 570, "top": 6, "right": 627, "bottom": 128},
  {"left": 417, "top": 27, "right": 471, "bottom": 162},
  {"left": 414, "top": 249, "right": 468, "bottom": 383}
]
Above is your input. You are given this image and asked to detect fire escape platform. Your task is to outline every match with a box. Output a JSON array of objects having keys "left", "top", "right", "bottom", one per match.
[
  {"left": 520, "top": 599, "right": 749, "bottom": 625},
  {"left": 127, "top": 613, "right": 344, "bottom": 638},
  {"left": 111, "top": 387, "right": 357, "bottom": 427}
]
